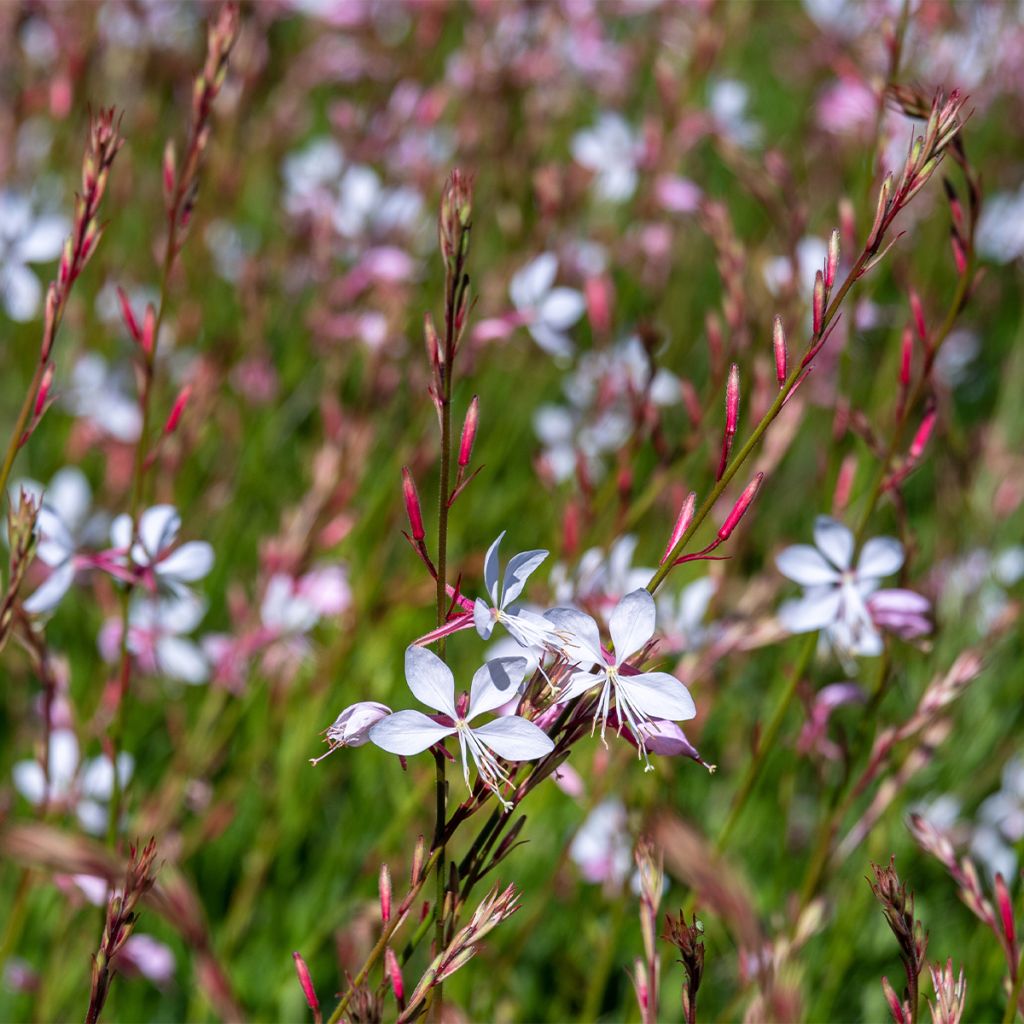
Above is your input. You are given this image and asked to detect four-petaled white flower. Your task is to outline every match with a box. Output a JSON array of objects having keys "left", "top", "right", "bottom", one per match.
[
  {"left": 509, "top": 253, "right": 586, "bottom": 359},
  {"left": 369, "top": 647, "right": 554, "bottom": 807},
  {"left": 570, "top": 113, "right": 640, "bottom": 202},
  {"left": 0, "top": 189, "right": 67, "bottom": 322},
  {"left": 473, "top": 532, "right": 559, "bottom": 651},
  {"left": 111, "top": 504, "right": 213, "bottom": 597},
  {"left": 776, "top": 515, "right": 908, "bottom": 658},
  {"left": 546, "top": 589, "right": 696, "bottom": 766}
]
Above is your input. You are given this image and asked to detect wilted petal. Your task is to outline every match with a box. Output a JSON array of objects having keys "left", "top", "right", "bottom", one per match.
[
  {"left": 468, "top": 657, "right": 527, "bottom": 719},
  {"left": 327, "top": 702, "right": 391, "bottom": 747},
  {"left": 618, "top": 671, "right": 696, "bottom": 721},
  {"left": 776, "top": 544, "right": 840, "bottom": 586},
  {"left": 404, "top": 645, "right": 457, "bottom": 716},
  {"left": 24, "top": 561, "right": 76, "bottom": 614},
  {"left": 857, "top": 536, "right": 904, "bottom": 579},
  {"left": 501, "top": 548, "right": 548, "bottom": 606},
  {"left": 778, "top": 588, "right": 842, "bottom": 632},
  {"left": 472, "top": 716, "right": 554, "bottom": 761},
  {"left": 159, "top": 541, "right": 214, "bottom": 582},
  {"left": 369, "top": 710, "right": 455, "bottom": 755},
  {"left": 813, "top": 516, "right": 854, "bottom": 570},
  {"left": 609, "top": 589, "right": 656, "bottom": 663}
]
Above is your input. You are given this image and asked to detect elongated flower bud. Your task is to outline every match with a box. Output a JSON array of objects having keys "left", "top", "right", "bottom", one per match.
[
  {"left": 908, "top": 409, "right": 936, "bottom": 460},
  {"left": 661, "top": 491, "right": 697, "bottom": 565},
  {"left": 899, "top": 327, "right": 913, "bottom": 388},
  {"left": 458, "top": 396, "right": 479, "bottom": 468},
  {"left": 163, "top": 385, "right": 192, "bottom": 436},
  {"left": 773, "top": 316, "right": 787, "bottom": 387},
  {"left": 379, "top": 863, "right": 392, "bottom": 924},
  {"left": 402, "top": 468, "right": 425, "bottom": 541},
  {"left": 717, "top": 365, "right": 740, "bottom": 480},
  {"left": 385, "top": 947, "right": 404, "bottom": 1003},
  {"left": 717, "top": 473, "right": 763, "bottom": 541},
  {"left": 812, "top": 270, "right": 825, "bottom": 335},
  {"left": 826, "top": 228, "right": 840, "bottom": 289},
  {"left": 292, "top": 953, "right": 320, "bottom": 1022},
  {"left": 909, "top": 290, "right": 927, "bottom": 343}
]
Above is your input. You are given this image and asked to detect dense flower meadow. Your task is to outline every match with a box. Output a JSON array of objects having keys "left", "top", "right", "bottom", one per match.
[{"left": 0, "top": 2, "right": 1023, "bottom": 1021}]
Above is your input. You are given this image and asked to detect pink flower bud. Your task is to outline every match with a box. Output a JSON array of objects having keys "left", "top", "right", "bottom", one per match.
[
  {"left": 812, "top": 270, "right": 825, "bottom": 335},
  {"left": 424, "top": 313, "right": 440, "bottom": 369},
  {"left": 292, "top": 953, "right": 320, "bottom": 1021},
  {"left": 411, "top": 835, "right": 425, "bottom": 886},
  {"left": 141, "top": 304, "right": 156, "bottom": 356},
  {"left": 163, "top": 141, "right": 176, "bottom": 205},
  {"left": 995, "top": 874, "right": 1015, "bottom": 947},
  {"left": 34, "top": 363, "right": 54, "bottom": 419},
  {"left": 385, "top": 947, "right": 404, "bottom": 1003},
  {"left": 773, "top": 315, "right": 787, "bottom": 387},
  {"left": 909, "top": 290, "right": 927, "bottom": 343},
  {"left": 899, "top": 327, "right": 913, "bottom": 388},
  {"left": 402, "top": 468, "right": 425, "bottom": 542},
  {"left": 717, "top": 364, "right": 740, "bottom": 481},
  {"left": 117, "top": 286, "right": 141, "bottom": 342},
  {"left": 163, "top": 385, "right": 192, "bottom": 436},
  {"left": 458, "top": 396, "right": 479, "bottom": 469},
  {"left": 882, "top": 977, "right": 907, "bottom": 1024},
  {"left": 717, "top": 472, "right": 763, "bottom": 541},
  {"left": 826, "top": 228, "right": 840, "bottom": 289},
  {"left": 379, "top": 863, "right": 392, "bottom": 924},
  {"left": 908, "top": 409, "right": 936, "bottom": 460},
  {"left": 661, "top": 491, "right": 697, "bottom": 565},
  {"left": 585, "top": 275, "right": 613, "bottom": 335},
  {"left": 950, "top": 232, "right": 967, "bottom": 276}
]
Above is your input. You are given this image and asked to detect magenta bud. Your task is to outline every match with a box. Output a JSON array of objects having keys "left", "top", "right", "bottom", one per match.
[
  {"left": 385, "top": 947, "right": 404, "bottom": 1003},
  {"left": 826, "top": 228, "right": 840, "bottom": 289},
  {"left": 163, "top": 140, "right": 176, "bottom": 205},
  {"left": 996, "top": 874, "right": 1016, "bottom": 947},
  {"left": 34, "top": 363, "right": 54, "bottom": 419},
  {"left": 908, "top": 409, "right": 936, "bottom": 460},
  {"left": 661, "top": 491, "right": 697, "bottom": 565},
  {"left": 402, "top": 468, "right": 425, "bottom": 542},
  {"left": 812, "top": 271, "right": 825, "bottom": 335},
  {"left": 725, "top": 363, "right": 740, "bottom": 435},
  {"left": 899, "top": 327, "right": 913, "bottom": 388},
  {"left": 717, "top": 472, "right": 763, "bottom": 541},
  {"left": 458, "top": 396, "right": 479, "bottom": 469},
  {"left": 163, "top": 385, "right": 192, "bottom": 436},
  {"left": 773, "top": 315, "right": 787, "bottom": 387},
  {"left": 141, "top": 303, "right": 156, "bottom": 356},
  {"left": 117, "top": 286, "right": 141, "bottom": 342},
  {"left": 881, "top": 977, "right": 906, "bottom": 1024},
  {"left": 909, "top": 290, "right": 927, "bottom": 343},
  {"left": 292, "top": 952, "right": 320, "bottom": 1019},
  {"left": 379, "top": 863, "right": 392, "bottom": 923}
]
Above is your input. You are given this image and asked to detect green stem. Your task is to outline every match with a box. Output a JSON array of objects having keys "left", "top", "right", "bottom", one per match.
[{"left": 1002, "top": 947, "right": 1024, "bottom": 1024}]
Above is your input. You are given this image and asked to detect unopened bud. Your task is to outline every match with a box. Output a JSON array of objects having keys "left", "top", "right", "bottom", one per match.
[
  {"left": 424, "top": 313, "right": 440, "bottom": 369},
  {"left": 995, "top": 873, "right": 1015, "bottom": 946},
  {"left": 717, "top": 473, "right": 763, "bottom": 541},
  {"left": 661, "top": 491, "right": 697, "bottom": 565},
  {"left": 899, "top": 327, "right": 913, "bottom": 388},
  {"left": 908, "top": 409, "right": 936, "bottom": 460},
  {"left": 812, "top": 271, "right": 825, "bottom": 335},
  {"left": 292, "top": 953, "right": 320, "bottom": 1020},
  {"left": 141, "top": 303, "right": 156, "bottom": 356},
  {"left": 826, "top": 228, "right": 840, "bottom": 289},
  {"left": 717, "top": 364, "right": 740, "bottom": 481},
  {"left": 163, "top": 140, "right": 176, "bottom": 206},
  {"left": 402, "top": 468, "right": 425, "bottom": 542},
  {"left": 163, "top": 385, "right": 192, "bottom": 436},
  {"left": 117, "top": 286, "right": 141, "bottom": 342},
  {"left": 909, "top": 290, "right": 927, "bottom": 343},
  {"left": 458, "top": 396, "right": 479, "bottom": 469},
  {"left": 385, "top": 947, "right": 404, "bottom": 1003},
  {"left": 34, "top": 363, "right": 55, "bottom": 419},
  {"left": 411, "top": 835, "right": 425, "bottom": 886},
  {"left": 869, "top": 174, "right": 893, "bottom": 248},
  {"left": 379, "top": 863, "right": 392, "bottom": 924},
  {"left": 773, "top": 315, "right": 787, "bottom": 387}
]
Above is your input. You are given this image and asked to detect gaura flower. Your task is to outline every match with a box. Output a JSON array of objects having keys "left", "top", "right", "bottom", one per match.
[
  {"left": 509, "top": 253, "right": 586, "bottom": 359},
  {"left": 111, "top": 504, "right": 213, "bottom": 597},
  {"left": 546, "top": 589, "right": 696, "bottom": 766},
  {"left": 369, "top": 647, "right": 554, "bottom": 808},
  {"left": 570, "top": 113, "right": 640, "bottom": 203},
  {"left": 473, "top": 531, "right": 560, "bottom": 650},
  {"left": 776, "top": 515, "right": 927, "bottom": 659}
]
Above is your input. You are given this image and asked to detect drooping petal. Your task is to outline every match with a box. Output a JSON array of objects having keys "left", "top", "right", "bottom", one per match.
[
  {"left": 857, "top": 536, "right": 904, "bottom": 580},
  {"left": 483, "top": 532, "right": 504, "bottom": 606},
  {"left": 778, "top": 588, "right": 842, "bottom": 633},
  {"left": 138, "top": 506, "right": 181, "bottom": 561},
  {"left": 468, "top": 657, "right": 528, "bottom": 719},
  {"left": 775, "top": 544, "right": 841, "bottom": 586},
  {"left": 813, "top": 516, "right": 855, "bottom": 570},
  {"left": 472, "top": 716, "right": 554, "bottom": 761},
  {"left": 609, "top": 589, "right": 656, "bottom": 664},
  {"left": 617, "top": 672, "right": 696, "bottom": 721},
  {"left": 545, "top": 607, "right": 604, "bottom": 667},
  {"left": 159, "top": 541, "right": 214, "bottom": 582},
  {"left": 404, "top": 645, "right": 457, "bottom": 716},
  {"left": 23, "top": 561, "right": 75, "bottom": 614},
  {"left": 369, "top": 710, "right": 455, "bottom": 755},
  {"left": 501, "top": 548, "right": 548, "bottom": 607},
  {"left": 473, "top": 598, "right": 495, "bottom": 639}
]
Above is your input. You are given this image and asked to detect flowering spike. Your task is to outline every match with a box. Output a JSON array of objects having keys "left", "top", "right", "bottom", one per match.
[
  {"left": 379, "top": 863, "right": 392, "bottom": 925},
  {"left": 826, "top": 228, "right": 840, "bottom": 289},
  {"left": 458, "top": 396, "right": 479, "bottom": 469},
  {"left": 401, "top": 468, "right": 425, "bottom": 542},
  {"left": 773, "top": 315, "right": 787, "bottom": 387},
  {"left": 292, "top": 952, "right": 322, "bottom": 1024},
  {"left": 717, "top": 472, "right": 763, "bottom": 541},
  {"left": 661, "top": 491, "right": 697, "bottom": 566}
]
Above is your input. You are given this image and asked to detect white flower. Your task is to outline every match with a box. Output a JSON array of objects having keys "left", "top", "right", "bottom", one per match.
[
  {"left": 709, "top": 79, "right": 762, "bottom": 149},
  {"left": 547, "top": 589, "right": 696, "bottom": 765},
  {"left": 64, "top": 354, "right": 142, "bottom": 443},
  {"left": 570, "top": 798, "right": 632, "bottom": 887},
  {"left": 571, "top": 113, "right": 640, "bottom": 202},
  {"left": 473, "top": 532, "right": 558, "bottom": 650},
  {"left": 977, "top": 185, "right": 1024, "bottom": 265},
  {"left": 328, "top": 702, "right": 392, "bottom": 748},
  {"left": 22, "top": 467, "right": 103, "bottom": 614},
  {"left": 776, "top": 515, "right": 905, "bottom": 658},
  {"left": 0, "top": 190, "right": 67, "bottom": 322},
  {"left": 124, "top": 592, "right": 209, "bottom": 684},
  {"left": 261, "top": 565, "right": 351, "bottom": 636},
  {"left": 370, "top": 647, "right": 554, "bottom": 807},
  {"left": 111, "top": 505, "right": 213, "bottom": 596},
  {"left": 509, "top": 253, "right": 586, "bottom": 358},
  {"left": 763, "top": 236, "right": 829, "bottom": 297}
]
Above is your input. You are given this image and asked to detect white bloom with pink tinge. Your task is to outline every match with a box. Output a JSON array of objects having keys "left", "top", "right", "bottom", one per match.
[
  {"left": 111, "top": 505, "right": 213, "bottom": 597},
  {"left": 369, "top": 647, "right": 553, "bottom": 808},
  {"left": 509, "top": 253, "right": 586, "bottom": 359},
  {"left": 776, "top": 515, "right": 930, "bottom": 659},
  {"left": 0, "top": 189, "right": 67, "bottom": 322}
]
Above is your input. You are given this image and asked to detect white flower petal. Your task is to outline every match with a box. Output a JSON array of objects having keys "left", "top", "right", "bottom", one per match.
[
  {"left": 484, "top": 532, "right": 504, "bottom": 606},
  {"left": 509, "top": 253, "right": 557, "bottom": 310},
  {"left": 156, "top": 636, "right": 209, "bottom": 684},
  {"left": 76, "top": 799, "right": 109, "bottom": 836},
  {"left": 23, "top": 561, "right": 75, "bottom": 614},
  {"left": 857, "top": 536, "right": 904, "bottom": 579},
  {"left": 468, "top": 657, "right": 527, "bottom": 719},
  {"left": 1, "top": 262, "right": 42, "bottom": 321},
  {"left": 539, "top": 288, "right": 585, "bottom": 330},
  {"left": 776, "top": 544, "right": 840, "bottom": 586},
  {"left": 545, "top": 607, "right": 604, "bottom": 667},
  {"left": 501, "top": 548, "right": 548, "bottom": 607},
  {"left": 404, "top": 645, "right": 457, "bottom": 716},
  {"left": 472, "top": 716, "right": 554, "bottom": 761},
  {"left": 369, "top": 710, "right": 455, "bottom": 755},
  {"left": 12, "top": 760, "right": 46, "bottom": 804},
  {"left": 159, "top": 541, "right": 213, "bottom": 582},
  {"left": 139, "top": 505, "right": 181, "bottom": 560},
  {"left": 561, "top": 669, "right": 602, "bottom": 701},
  {"left": 618, "top": 672, "right": 696, "bottom": 721},
  {"left": 110, "top": 513, "right": 133, "bottom": 551},
  {"left": 35, "top": 506, "right": 75, "bottom": 565},
  {"left": 18, "top": 214, "right": 68, "bottom": 262},
  {"left": 813, "top": 516, "right": 854, "bottom": 570},
  {"left": 47, "top": 467, "right": 91, "bottom": 534},
  {"left": 609, "top": 589, "right": 656, "bottom": 663},
  {"left": 778, "top": 589, "right": 842, "bottom": 633},
  {"left": 528, "top": 323, "right": 574, "bottom": 359},
  {"left": 473, "top": 598, "right": 495, "bottom": 639}
]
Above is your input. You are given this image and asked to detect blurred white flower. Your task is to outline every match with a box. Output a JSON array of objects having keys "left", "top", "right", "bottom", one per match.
[
  {"left": 64, "top": 354, "right": 142, "bottom": 443},
  {"left": 510, "top": 253, "right": 586, "bottom": 359},
  {"left": 709, "top": 79, "right": 762, "bottom": 149},
  {"left": 111, "top": 505, "right": 213, "bottom": 597},
  {"left": 571, "top": 113, "right": 640, "bottom": 202},
  {"left": 0, "top": 190, "right": 67, "bottom": 322},
  {"left": 977, "top": 185, "right": 1024, "bottom": 265},
  {"left": 570, "top": 798, "right": 632, "bottom": 887}
]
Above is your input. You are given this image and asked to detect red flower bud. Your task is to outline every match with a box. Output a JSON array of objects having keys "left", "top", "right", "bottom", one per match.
[
  {"left": 292, "top": 952, "right": 320, "bottom": 1021},
  {"left": 717, "top": 473, "right": 763, "bottom": 541},
  {"left": 458, "top": 396, "right": 479, "bottom": 469},
  {"left": 661, "top": 491, "right": 697, "bottom": 565},
  {"left": 402, "top": 468, "right": 425, "bottom": 542},
  {"left": 773, "top": 315, "right": 787, "bottom": 387}
]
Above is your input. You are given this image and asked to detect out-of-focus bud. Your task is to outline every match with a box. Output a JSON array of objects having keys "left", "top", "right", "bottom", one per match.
[
  {"left": 717, "top": 473, "right": 763, "bottom": 541},
  {"left": 773, "top": 315, "right": 787, "bottom": 387},
  {"left": 385, "top": 947, "right": 404, "bottom": 1004},
  {"left": 995, "top": 874, "right": 1015, "bottom": 947},
  {"left": 909, "top": 290, "right": 927, "bottom": 343},
  {"left": 141, "top": 304, "right": 157, "bottom": 357},
  {"left": 812, "top": 271, "right": 825, "bottom": 335},
  {"left": 163, "top": 386, "right": 192, "bottom": 436},
  {"left": 458, "top": 396, "right": 479, "bottom": 469},
  {"left": 661, "top": 491, "right": 697, "bottom": 565},
  {"left": 163, "top": 141, "right": 177, "bottom": 207},
  {"left": 117, "top": 287, "right": 141, "bottom": 342},
  {"left": 826, "top": 228, "right": 840, "bottom": 289},
  {"left": 869, "top": 174, "right": 894, "bottom": 249},
  {"left": 899, "top": 327, "right": 913, "bottom": 388},
  {"left": 424, "top": 313, "right": 440, "bottom": 370},
  {"left": 402, "top": 468, "right": 425, "bottom": 542},
  {"left": 379, "top": 864, "right": 392, "bottom": 924},
  {"left": 292, "top": 953, "right": 321, "bottom": 1024},
  {"left": 438, "top": 168, "right": 473, "bottom": 269},
  {"left": 908, "top": 409, "right": 936, "bottom": 461},
  {"left": 585, "top": 275, "right": 613, "bottom": 335},
  {"left": 411, "top": 834, "right": 425, "bottom": 886}
]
